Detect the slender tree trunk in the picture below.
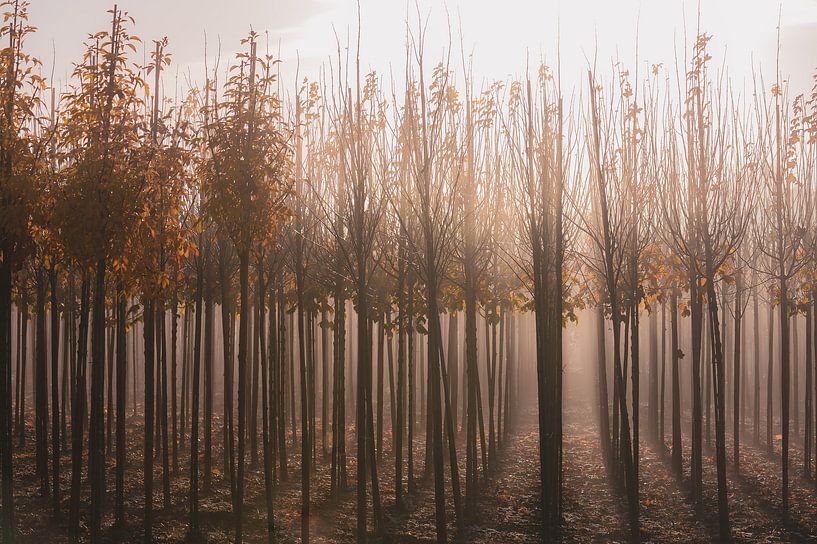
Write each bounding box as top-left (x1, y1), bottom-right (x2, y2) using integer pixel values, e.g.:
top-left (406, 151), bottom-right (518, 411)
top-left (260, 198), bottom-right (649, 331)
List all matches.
top-left (34, 270), bottom-right (48, 496)
top-left (143, 298), bottom-right (155, 543)
top-left (0, 255), bottom-right (15, 542)
top-left (203, 266), bottom-right (214, 493)
top-left (115, 287), bottom-right (126, 525)
top-left (190, 264), bottom-right (203, 534)
top-left (753, 287), bottom-right (760, 446)
top-left (235, 251), bottom-right (250, 543)
top-left (68, 277), bottom-right (89, 541)
top-left (596, 305), bottom-right (611, 465)
top-left (49, 267), bottom-right (60, 513)
top-left (671, 292), bottom-right (682, 476)
top-left (258, 262), bottom-right (275, 542)
top-left (768, 299), bottom-right (775, 453)
top-left (733, 270), bottom-right (743, 471)
top-left (88, 259), bottom-right (106, 542)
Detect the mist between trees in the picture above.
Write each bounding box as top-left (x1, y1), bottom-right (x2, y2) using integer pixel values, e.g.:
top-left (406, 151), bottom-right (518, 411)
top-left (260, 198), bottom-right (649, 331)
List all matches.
top-left (0, 0), bottom-right (816, 543)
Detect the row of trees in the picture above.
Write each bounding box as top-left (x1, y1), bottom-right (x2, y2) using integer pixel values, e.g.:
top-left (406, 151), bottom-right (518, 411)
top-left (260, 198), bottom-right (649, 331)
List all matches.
top-left (586, 33), bottom-right (817, 543)
top-left (2, 2), bottom-right (816, 543)
top-left (0, 3), bottom-right (549, 543)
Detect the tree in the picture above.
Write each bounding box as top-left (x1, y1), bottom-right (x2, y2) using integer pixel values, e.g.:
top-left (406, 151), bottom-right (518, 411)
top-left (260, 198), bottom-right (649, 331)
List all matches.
top-left (0, 1), bottom-right (44, 539)
top-left (201, 31), bottom-right (290, 543)
top-left (57, 6), bottom-right (146, 540)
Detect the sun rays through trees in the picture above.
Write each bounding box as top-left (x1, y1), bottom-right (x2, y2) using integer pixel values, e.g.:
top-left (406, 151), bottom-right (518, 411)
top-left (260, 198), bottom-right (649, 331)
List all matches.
top-left (1, 1), bottom-right (817, 543)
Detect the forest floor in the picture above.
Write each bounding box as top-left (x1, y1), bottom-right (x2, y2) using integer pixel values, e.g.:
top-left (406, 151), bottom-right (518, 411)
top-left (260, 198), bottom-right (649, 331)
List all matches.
top-left (8, 405), bottom-right (817, 542)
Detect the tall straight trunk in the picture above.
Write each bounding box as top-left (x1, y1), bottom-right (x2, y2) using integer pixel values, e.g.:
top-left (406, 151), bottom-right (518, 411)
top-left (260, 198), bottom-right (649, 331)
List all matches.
top-left (376, 316), bottom-right (385, 460)
top-left (387, 313), bottom-right (396, 444)
top-left (355, 274), bottom-right (369, 542)
top-left (596, 305), bottom-right (611, 465)
top-left (504, 312), bottom-right (515, 439)
top-left (671, 292), bottom-right (682, 476)
top-left (277, 287), bottom-right (288, 482)
top-left (180, 306), bottom-right (189, 452)
top-left (15, 286), bottom-right (27, 446)
top-left (330, 291), bottom-right (345, 494)
top-left (250, 303), bottom-right (259, 469)
top-left (794, 315), bottom-right (800, 440)
top-left (395, 254), bottom-right (406, 509)
top-left (497, 309), bottom-right (505, 448)
top-left (190, 265), bottom-right (203, 533)
top-left (115, 287), bottom-right (126, 524)
top-left (407, 281), bottom-right (416, 494)
top-left (159, 307), bottom-right (170, 508)
top-left (753, 287), bottom-right (760, 446)
top-left (448, 312), bottom-right (459, 440)
top-left (660, 302), bottom-right (666, 446)
top-left (34, 270), bottom-right (48, 496)
top-left (297, 283), bottom-right (311, 544)
top-left (733, 270), bottom-right (743, 471)
top-left (805, 306), bottom-right (812, 477)
top-left (425, 275), bottom-right (447, 543)
top-left (0, 256), bottom-right (14, 542)
top-left (690, 278), bottom-right (704, 508)
top-left (143, 299), bottom-right (156, 543)
top-left (321, 308), bottom-right (329, 458)
top-left (88, 259), bottom-right (106, 542)
top-left (780, 281), bottom-right (791, 515)
top-left (365, 319), bottom-right (384, 535)
top-left (106, 310), bottom-right (114, 458)
top-left (706, 283), bottom-right (730, 539)
top-left (203, 271), bottom-right (214, 493)
top-left (308, 311), bottom-right (316, 469)
top-left (49, 267), bottom-right (60, 513)
top-left (487, 304), bottom-right (498, 468)
top-left (649, 308), bottom-right (658, 443)
top-left (219, 247), bottom-right (237, 502)
top-left (258, 263), bottom-right (275, 541)
top-left (235, 251), bottom-right (250, 543)
top-left (813, 296), bottom-right (817, 492)
top-left (61, 282), bottom-right (71, 450)
top-left (68, 277), bottom-right (89, 540)
top-left (702, 302), bottom-right (712, 449)
top-left (768, 300), bottom-right (775, 452)
top-left (289, 312), bottom-right (296, 450)
top-left (171, 293), bottom-right (178, 474)
top-left (435, 305), bottom-right (464, 533)
top-left (154, 314), bottom-right (162, 460)
top-left (267, 280), bottom-right (279, 485)
top-left (630, 301), bottom-right (640, 487)
top-left (464, 273), bottom-right (479, 517)
top-left (702, 213), bottom-right (730, 539)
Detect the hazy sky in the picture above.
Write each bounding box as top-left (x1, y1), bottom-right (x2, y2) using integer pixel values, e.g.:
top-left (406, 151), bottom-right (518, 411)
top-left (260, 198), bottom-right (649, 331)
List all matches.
top-left (26, 0), bottom-right (817, 97)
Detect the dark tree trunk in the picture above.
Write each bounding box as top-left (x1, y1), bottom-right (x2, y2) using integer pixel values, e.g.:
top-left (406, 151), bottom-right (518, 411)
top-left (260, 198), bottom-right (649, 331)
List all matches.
top-left (34, 269), bottom-right (48, 496)
top-left (68, 277), bottom-right (89, 540)
top-left (649, 307), bottom-right (658, 443)
top-left (0, 255), bottom-right (15, 542)
top-left (780, 281), bottom-right (791, 515)
top-left (203, 262), bottom-right (214, 493)
top-left (171, 293), bottom-right (178, 474)
top-left (115, 287), bottom-right (126, 525)
top-left (235, 251), bottom-right (250, 543)
top-left (190, 265), bottom-right (203, 534)
top-left (671, 292), bottom-right (682, 476)
top-left (89, 259), bottom-right (106, 541)
top-left (733, 270), bottom-right (743, 471)
top-left (49, 267), bottom-right (60, 514)
top-left (258, 262), bottom-right (275, 541)
top-left (596, 306), bottom-right (611, 465)
top-left (143, 299), bottom-right (156, 543)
